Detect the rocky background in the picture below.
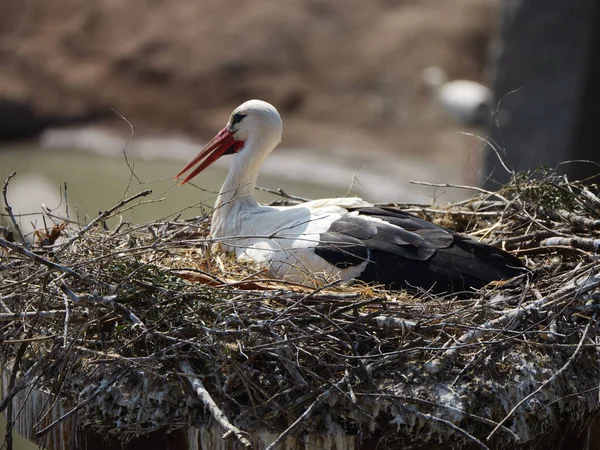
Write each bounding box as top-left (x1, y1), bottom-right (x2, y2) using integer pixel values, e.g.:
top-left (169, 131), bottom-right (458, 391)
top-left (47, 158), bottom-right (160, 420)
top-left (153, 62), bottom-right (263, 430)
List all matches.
top-left (0, 0), bottom-right (495, 163)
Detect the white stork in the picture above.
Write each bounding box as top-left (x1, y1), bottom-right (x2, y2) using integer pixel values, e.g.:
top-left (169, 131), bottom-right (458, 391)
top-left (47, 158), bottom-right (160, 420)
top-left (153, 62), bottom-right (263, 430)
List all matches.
top-left (422, 66), bottom-right (492, 126)
top-left (177, 100), bottom-right (524, 296)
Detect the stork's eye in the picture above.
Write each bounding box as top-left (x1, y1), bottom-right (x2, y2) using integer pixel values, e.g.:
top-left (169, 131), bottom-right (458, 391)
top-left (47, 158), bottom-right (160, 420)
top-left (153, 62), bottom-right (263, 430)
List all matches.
top-left (231, 113), bottom-right (246, 126)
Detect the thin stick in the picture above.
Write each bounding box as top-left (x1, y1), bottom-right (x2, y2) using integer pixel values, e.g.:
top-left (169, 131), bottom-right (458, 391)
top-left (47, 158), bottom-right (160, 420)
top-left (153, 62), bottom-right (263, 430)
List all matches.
top-left (0, 310), bottom-right (77, 322)
top-left (486, 318), bottom-right (592, 441)
top-left (2, 172), bottom-right (28, 247)
top-left (0, 237), bottom-right (93, 283)
top-left (414, 410), bottom-right (489, 450)
top-left (581, 188), bottom-right (600, 212)
top-left (458, 130), bottom-right (514, 177)
top-left (409, 180), bottom-right (510, 204)
top-left (180, 360), bottom-right (252, 448)
top-left (62, 293), bottom-right (70, 348)
top-left (270, 280), bottom-right (343, 327)
top-left (0, 354), bottom-right (46, 414)
top-left (254, 186), bottom-right (309, 203)
top-left (63, 182), bottom-right (70, 225)
top-left (111, 108), bottom-right (142, 185)
top-left (60, 284), bottom-right (147, 331)
top-left (57, 189), bottom-right (152, 253)
top-left (401, 208), bottom-right (501, 217)
top-left (425, 269), bottom-right (600, 374)
top-left (541, 236), bottom-right (600, 252)
top-left (357, 393), bottom-right (519, 441)
top-left (3, 343), bottom-right (27, 450)
top-left (265, 375), bottom-right (349, 450)
top-left (35, 369), bottom-right (128, 437)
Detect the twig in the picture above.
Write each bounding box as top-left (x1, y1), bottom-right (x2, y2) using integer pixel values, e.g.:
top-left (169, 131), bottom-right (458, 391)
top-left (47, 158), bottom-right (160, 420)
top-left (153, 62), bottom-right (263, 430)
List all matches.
top-left (458, 129), bottom-right (515, 178)
top-left (35, 369), bottom-right (129, 437)
top-left (0, 354), bottom-right (46, 414)
top-left (270, 280), bottom-right (343, 327)
top-left (180, 360), bottom-right (252, 448)
top-left (255, 186), bottom-right (309, 203)
top-left (62, 293), bottom-right (70, 348)
top-left (60, 284), bottom-right (147, 331)
top-left (541, 236), bottom-right (600, 252)
top-left (581, 188), bottom-right (600, 213)
top-left (56, 189), bottom-right (152, 253)
top-left (112, 108), bottom-right (142, 185)
top-left (0, 295), bottom-right (13, 314)
top-left (413, 409), bottom-right (490, 450)
top-left (0, 310), bottom-right (78, 322)
top-left (0, 237), bottom-right (96, 284)
top-left (371, 316), bottom-right (417, 333)
top-left (401, 208), bottom-right (501, 217)
top-left (264, 375), bottom-right (349, 450)
top-left (409, 180), bottom-right (510, 204)
top-left (357, 393), bottom-right (519, 441)
top-left (4, 342), bottom-right (27, 450)
top-left (2, 172), bottom-right (28, 247)
top-left (63, 182), bottom-right (70, 226)
top-left (490, 231), bottom-right (556, 247)
top-left (486, 318), bottom-right (592, 441)
top-left (542, 208), bottom-right (600, 229)
top-left (425, 269), bottom-right (600, 374)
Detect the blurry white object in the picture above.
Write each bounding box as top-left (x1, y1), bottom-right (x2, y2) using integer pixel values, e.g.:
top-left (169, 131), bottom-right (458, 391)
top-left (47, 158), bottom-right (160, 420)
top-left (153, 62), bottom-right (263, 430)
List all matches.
top-left (422, 66), bottom-right (492, 126)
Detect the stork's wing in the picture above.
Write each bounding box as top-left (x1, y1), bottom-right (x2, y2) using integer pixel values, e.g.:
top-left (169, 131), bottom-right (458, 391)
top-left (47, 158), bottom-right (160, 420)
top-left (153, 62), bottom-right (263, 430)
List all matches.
top-left (313, 206), bottom-right (526, 296)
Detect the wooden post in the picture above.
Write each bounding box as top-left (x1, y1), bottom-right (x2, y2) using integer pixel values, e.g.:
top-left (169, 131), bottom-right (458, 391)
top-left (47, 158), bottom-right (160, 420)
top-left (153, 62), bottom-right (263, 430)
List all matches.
top-left (483, 0), bottom-right (599, 186)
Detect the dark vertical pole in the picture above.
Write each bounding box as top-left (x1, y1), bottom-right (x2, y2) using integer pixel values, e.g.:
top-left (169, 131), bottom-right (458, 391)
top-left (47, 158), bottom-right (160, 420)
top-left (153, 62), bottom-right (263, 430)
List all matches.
top-left (570, 3), bottom-right (600, 182)
top-left (484, 0), bottom-right (597, 187)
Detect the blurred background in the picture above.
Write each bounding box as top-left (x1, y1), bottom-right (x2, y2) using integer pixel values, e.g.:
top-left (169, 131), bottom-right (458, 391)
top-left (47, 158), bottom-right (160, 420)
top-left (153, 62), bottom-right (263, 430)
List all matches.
top-left (1, 0), bottom-right (599, 235)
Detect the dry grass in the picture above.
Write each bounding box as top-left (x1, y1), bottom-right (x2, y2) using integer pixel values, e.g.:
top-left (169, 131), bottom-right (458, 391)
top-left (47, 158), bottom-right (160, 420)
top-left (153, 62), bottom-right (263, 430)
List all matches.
top-left (1, 169), bottom-right (600, 449)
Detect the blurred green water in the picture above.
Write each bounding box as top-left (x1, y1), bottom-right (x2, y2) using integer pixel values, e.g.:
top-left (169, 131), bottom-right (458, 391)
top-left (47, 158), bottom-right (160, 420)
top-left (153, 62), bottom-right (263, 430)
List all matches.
top-left (0, 141), bottom-right (345, 229)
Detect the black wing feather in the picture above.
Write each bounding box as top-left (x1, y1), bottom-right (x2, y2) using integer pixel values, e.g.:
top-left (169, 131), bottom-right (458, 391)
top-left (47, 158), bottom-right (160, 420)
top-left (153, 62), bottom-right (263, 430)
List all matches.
top-left (313, 206), bottom-right (526, 296)
top-left (316, 232), bottom-right (369, 269)
top-left (356, 207), bottom-right (448, 231)
top-left (326, 217), bottom-right (378, 240)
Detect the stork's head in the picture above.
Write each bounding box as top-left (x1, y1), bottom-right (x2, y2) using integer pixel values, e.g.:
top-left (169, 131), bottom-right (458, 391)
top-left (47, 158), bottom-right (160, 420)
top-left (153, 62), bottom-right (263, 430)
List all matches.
top-left (177, 100), bottom-right (283, 185)
top-left (228, 99), bottom-right (282, 143)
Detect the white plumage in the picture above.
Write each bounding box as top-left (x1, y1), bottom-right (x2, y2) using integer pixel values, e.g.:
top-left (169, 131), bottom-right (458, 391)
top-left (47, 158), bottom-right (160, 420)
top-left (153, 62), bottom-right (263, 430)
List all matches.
top-left (218, 199), bottom-right (372, 285)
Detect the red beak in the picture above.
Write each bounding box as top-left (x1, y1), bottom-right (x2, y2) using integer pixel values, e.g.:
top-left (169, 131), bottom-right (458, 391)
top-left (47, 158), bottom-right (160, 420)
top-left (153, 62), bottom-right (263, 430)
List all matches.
top-left (176, 127), bottom-right (245, 185)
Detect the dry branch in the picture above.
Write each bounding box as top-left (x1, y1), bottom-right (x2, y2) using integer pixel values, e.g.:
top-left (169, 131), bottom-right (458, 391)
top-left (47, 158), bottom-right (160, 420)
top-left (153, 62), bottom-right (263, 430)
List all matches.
top-left (486, 318), bottom-right (593, 441)
top-left (2, 172), bottom-right (28, 247)
top-left (56, 189), bottom-right (152, 253)
top-left (60, 284), bottom-right (147, 331)
top-left (265, 375), bottom-right (349, 450)
top-left (541, 236), bottom-right (600, 252)
top-left (0, 237), bottom-right (91, 282)
top-left (180, 360), bottom-right (252, 448)
top-left (425, 269), bottom-right (600, 374)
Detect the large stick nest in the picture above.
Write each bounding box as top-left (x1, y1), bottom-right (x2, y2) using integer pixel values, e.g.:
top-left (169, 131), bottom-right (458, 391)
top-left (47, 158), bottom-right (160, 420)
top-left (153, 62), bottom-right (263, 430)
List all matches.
top-left (2, 169), bottom-right (600, 449)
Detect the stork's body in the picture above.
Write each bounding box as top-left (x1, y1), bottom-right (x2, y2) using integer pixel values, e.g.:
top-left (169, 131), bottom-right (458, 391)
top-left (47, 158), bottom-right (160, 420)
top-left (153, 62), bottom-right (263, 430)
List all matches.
top-left (178, 100), bottom-right (524, 296)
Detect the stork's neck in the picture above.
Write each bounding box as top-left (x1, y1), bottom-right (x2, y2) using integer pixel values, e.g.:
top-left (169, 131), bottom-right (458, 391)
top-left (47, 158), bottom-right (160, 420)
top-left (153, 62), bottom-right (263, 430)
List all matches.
top-left (211, 135), bottom-right (275, 237)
